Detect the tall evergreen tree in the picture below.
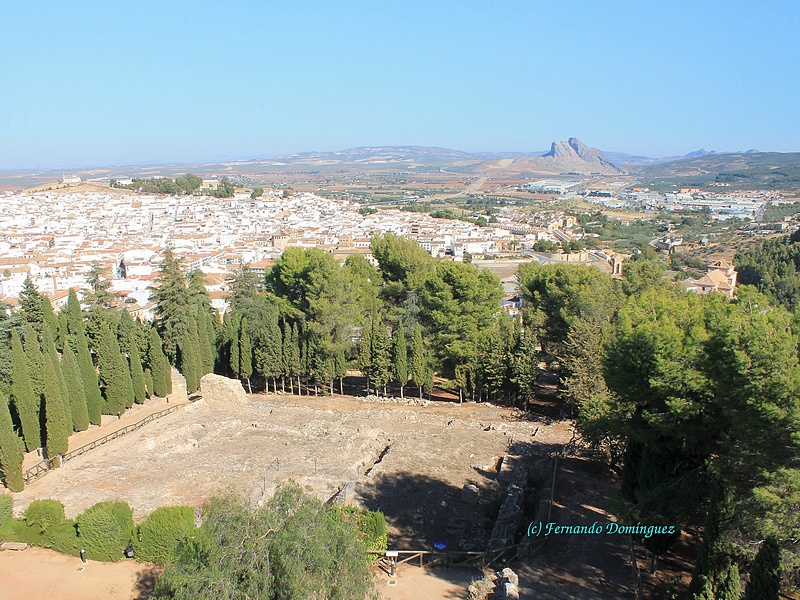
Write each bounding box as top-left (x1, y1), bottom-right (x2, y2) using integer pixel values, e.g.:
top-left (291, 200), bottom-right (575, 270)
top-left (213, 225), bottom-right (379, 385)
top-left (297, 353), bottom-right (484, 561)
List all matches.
top-left (18, 277), bottom-right (44, 334)
top-left (393, 326), bottom-right (408, 398)
top-left (178, 313), bottom-right (202, 394)
top-left (97, 323), bottom-right (134, 414)
top-left (65, 289), bottom-right (84, 337)
top-left (23, 324), bottom-right (45, 398)
top-left (74, 328), bottom-right (103, 426)
top-left (83, 261), bottom-right (115, 308)
top-left (229, 314), bottom-right (241, 379)
top-left (116, 309), bottom-right (134, 354)
top-left (128, 332), bottom-right (146, 404)
top-left (744, 536), bottom-right (781, 600)
top-left (410, 325), bottom-right (427, 400)
top-left (150, 247), bottom-right (191, 364)
top-left (56, 311), bottom-right (68, 351)
top-left (254, 309), bottom-right (282, 392)
top-left (43, 353), bottom-right (69, 458)
top-left (369, 316), bottom-right (392, 396)
top-left (41, 296), bottom-right (58, 341)
top-left (42, 325), bottom-right (72, 433)
top-left (195, 309), bottom-right (213, 377)
top-left (357, 318), bottom-right (373, 394)
top-left (239, 317), bottom-right (253, 393)
top-left (0, 393), bottom-right (25, 492)
top-left (288, 323), bottom-right (301, 394)
top-left (61, 344), bottom-right (89, 432)
top-left (10, 330), bottom-right (41, 451)
top-left (334, 344), bottom-right (346, 395)
top-left (148, 328), bottom-right (171, 398)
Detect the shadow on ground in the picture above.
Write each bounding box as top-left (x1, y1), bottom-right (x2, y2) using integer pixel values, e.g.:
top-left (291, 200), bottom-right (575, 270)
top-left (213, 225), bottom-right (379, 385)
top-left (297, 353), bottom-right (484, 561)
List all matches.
top-left (133, 566), bottom-right (163, 600)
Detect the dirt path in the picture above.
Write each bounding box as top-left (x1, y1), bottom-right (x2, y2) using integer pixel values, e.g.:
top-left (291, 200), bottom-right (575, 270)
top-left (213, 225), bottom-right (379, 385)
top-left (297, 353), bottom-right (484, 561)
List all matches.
top-left (377, 563), bottom-right (480, 600)
top-left (0, 547), bottom-right (160, 600)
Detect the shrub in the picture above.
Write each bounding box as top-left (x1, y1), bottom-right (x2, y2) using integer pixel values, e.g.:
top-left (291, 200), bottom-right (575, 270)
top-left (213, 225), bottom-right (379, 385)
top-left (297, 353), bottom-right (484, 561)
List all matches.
top-left (45, 520), bottom-right (80, 555)
top-left (1, 517), bottom-right (47, 545)
top-left (134, 505), bottom-right (194, 565)
top-left (25, 499), bottom-right (65, 534)
top-left (332, 505), bottom-right (388, 555)
top-left (76, 500), bottom-right (135, 562)
top-left (0, 494), bottom-right (12, 528)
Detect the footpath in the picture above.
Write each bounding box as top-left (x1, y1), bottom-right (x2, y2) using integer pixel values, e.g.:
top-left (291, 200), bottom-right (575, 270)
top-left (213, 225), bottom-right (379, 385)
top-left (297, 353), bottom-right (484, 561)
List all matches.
top-left (22, 370), bottom-right (189, 472)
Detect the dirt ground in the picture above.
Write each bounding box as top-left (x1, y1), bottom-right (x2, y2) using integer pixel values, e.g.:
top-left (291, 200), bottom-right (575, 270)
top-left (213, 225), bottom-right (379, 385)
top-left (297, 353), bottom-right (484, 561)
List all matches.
top-left (0, 547), bottom-right (160, 600)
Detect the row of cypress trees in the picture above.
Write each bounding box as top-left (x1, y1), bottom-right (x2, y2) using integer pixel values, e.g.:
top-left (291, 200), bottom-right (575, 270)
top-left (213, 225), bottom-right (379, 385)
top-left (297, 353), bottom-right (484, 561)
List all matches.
top-left (0, 281), bottom-right (173, 492)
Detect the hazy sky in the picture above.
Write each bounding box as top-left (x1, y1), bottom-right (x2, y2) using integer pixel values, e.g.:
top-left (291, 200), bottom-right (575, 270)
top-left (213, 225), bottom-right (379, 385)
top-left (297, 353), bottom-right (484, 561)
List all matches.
top-left (1, 1), bottom-right (798, 169)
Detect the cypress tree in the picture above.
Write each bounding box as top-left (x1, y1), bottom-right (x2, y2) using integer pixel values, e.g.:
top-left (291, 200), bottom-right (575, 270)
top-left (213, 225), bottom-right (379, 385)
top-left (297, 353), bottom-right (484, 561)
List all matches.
top-left (254, 310), bottom-right (282, 392)
top-left (150, 247), bottom-right (191, 363)
top-left (178, 313), bottom-right (202, 394)
top-left (10, 330), bottom-right (41, 451)
top-left (0, 393), bottom-right (25, 492)
top-left (56, 311), bottom-right (68, 351)
top-left (289, 323), bottom-right (301, 395)
top-left (358, 318), bottom-right (373, 394)
top-left (370, 316), bottom-right (392, 396)
top-left (195, 309), bottom-right (213, 377)
top-left (43, 354), bottom-right (69, 458)
top-left (97, 323), bottom-right (134, 414)
top-left (745, 536), bottom-right (781, 600)
top-left (42, 325), bottom-right (72, 432)
top-left (239, 317), bottom-right (253, 393)
top-left (128, 332), bottom-right (146, 404)
top-left (61, 344), bottom-right (89, 432)
top-left (148, 328), bottom-right (171, 398)
top-left (229, 314), bottom-right (241, 379)
top-left (75, 328), bottom-right (103, 426)
top-left (41, 296), bottom-right (58, 339)
top-left (334, 343), bottom-right (346, 395)
top-left (116, 309), bottom-right (134, 354)
top-left (410, 325), bottom-right (427, 400)
top-left (393, 326), bottom-right (408, 398)
top-left (23, 324), bottom-right (45, 398)
top-left (65, 289), bottom-right (83, 337)
top-left (144, 368), bottom-right (154, 399)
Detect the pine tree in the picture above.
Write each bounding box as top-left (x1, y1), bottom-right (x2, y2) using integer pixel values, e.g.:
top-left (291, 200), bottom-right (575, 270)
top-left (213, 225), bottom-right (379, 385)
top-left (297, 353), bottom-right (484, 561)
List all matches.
top-left (97, 323), bottom-right (134, 414)
top-left (83, 261), bottom-right (115, 308)
top-left (42, 325), bottom-right (72, 432)
top-left (75, 328), bottom-right (103, 426)
top-left (128, 332), bottom-right (146, 404)
top-left (393, 326), bottom-right (408, 398)
top-left (43, 353), bottom-right (69, 458)
top-left (745, 536), bottom-right (781, 600)
top-left (150, 247), bottom-right (191, 364)
top-left (148, 328), bottom-right (171, 398)
top-left (239, 317), bottom-right (253, 393)
top-left (61, 344), bottom-right (89, 432)
top-left (410, 325), bottom-right (427, 400)
top-left (19, 277), bottom-right (44, 334)
top-left (511, 328), bottom-right (539, 405)
top-left (10, 330), bottom-right (41, 451)
top-left (0, 393), bottom-right (25, 492)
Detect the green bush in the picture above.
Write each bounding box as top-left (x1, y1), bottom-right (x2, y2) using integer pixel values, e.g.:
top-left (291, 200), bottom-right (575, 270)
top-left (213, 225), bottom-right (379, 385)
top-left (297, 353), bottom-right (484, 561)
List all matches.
top-left (45, 520), bottom-right (80, 555)
top-left (134, 505), bottom-right (195, 565)
top-left (76, 500), bottom-right (135, 562)
top-left (332, 505), bottom-right (388, 554)
top-left (0, 494), bottom-right (12, 528)
top-left (1, 517), bottom-right (47, 545)
top-left (25, 499), bottom-right (65, 534)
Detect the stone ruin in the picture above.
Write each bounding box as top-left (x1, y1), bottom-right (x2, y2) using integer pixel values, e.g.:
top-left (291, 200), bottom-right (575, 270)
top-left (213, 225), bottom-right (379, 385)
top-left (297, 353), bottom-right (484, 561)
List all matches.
top-left (468, 567), bottom-right (520, 599)
top-left (198, 373), bottom-right (248, 407)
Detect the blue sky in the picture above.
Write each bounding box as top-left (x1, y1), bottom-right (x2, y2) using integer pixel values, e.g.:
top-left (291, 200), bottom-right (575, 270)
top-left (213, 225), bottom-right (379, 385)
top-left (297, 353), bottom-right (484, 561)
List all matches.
top-left (1, 1), bottom-right (798, 169)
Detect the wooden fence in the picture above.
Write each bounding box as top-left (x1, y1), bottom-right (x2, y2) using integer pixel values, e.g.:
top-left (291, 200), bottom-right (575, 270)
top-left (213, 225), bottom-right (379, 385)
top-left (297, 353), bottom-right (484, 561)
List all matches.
top-left (23, 404), bottom-right (183, 484)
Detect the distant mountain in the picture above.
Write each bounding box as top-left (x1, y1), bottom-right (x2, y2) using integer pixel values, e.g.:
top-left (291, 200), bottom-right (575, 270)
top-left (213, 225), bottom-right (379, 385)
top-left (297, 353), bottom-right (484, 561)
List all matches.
top-left (472, 138), bottom-right (623, 175)
top-left (684, 149), bottom-right (716, 159)
top-left (636, 151), bottom-right (800, 189)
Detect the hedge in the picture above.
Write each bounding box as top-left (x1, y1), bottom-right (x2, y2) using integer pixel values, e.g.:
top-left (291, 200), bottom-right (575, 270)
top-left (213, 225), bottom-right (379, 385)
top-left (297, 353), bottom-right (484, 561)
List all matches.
top-left (0, 494), bottom-right (11, 528)
top-left (25, 499), bottom-right (65, 534)
top-left (45, 520), bottom-right (81, 555)
top-left (76, 500), bottom-right (135, 562)
top-left (134, 505), bottom-right (195, 565)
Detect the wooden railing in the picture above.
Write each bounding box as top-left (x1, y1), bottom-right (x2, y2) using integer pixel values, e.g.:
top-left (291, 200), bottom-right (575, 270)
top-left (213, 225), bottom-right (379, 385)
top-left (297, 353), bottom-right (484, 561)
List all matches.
top-left (368, 544), bottom-right (522, 569)
top-left (23, 404), bottom-right (183, 484)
